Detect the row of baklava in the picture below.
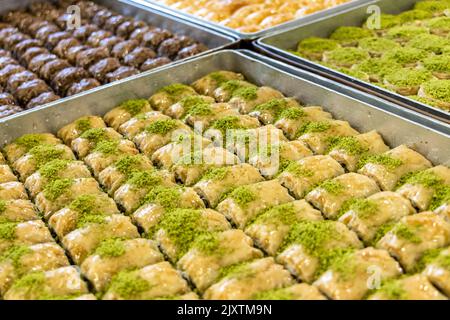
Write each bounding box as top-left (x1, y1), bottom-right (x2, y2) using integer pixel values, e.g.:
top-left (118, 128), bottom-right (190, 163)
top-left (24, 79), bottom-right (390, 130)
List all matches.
top-left (294, 0), bottom-right (450, 111)
top-left (1, 70), bottom-right (449, 299)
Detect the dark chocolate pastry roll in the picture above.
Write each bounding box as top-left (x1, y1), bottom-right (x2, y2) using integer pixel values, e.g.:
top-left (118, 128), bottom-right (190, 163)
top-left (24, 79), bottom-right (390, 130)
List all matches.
top-left (123, 47), bottom-right (156, 68)
top-left (88, 57), bottom-right (121, 82)
top-left (92, 9), bottom-right (114, 27)
top-left (129, 26), bottom-right (152, 43)
top-left (26, 91), bottom-right (60, 108)
top-left (116, 20), bottom-right (146, 39)
top-left (27, 20), bottom-right (51, 34)
top-left (0, 92), bottom-right (17, 106)
top-left (6, 70), bottom-right (37, 92)
top-left (157, 37), bottom-right (186, 59)
top-left (66, 78), bottom-right (101, 96)
top-left (66, 45), bottom-right (89, 64)
top-left (36, 8), bottom-right (63, 23)
top-left (39, 59), bottom-right (71, 81)
top-left (175, 43), bottom-right (208, 60)
top-left (75, 47), bottom-right (109, 69)
top-left (140, 57), bottom-right (171, 71)
top-left (20, 47), bottom-right (49, 66)
top-left (104, 15), bottom-right (128, 32)
top-left (86, 30), bottom-right (113, 47)
top-left (46, 31), bottom-right (72, 50)
top-left (4, 33), bottom-right (31, 51)
top-left (0, 56), bottom-right (17, 69)
top-left (53, 38), bottom-right (81, 58)
top-left (28, 53), bottom-right (58, 73)
top-left (0, 64), bottom-right (25, 86)
top-left (52, 66), bottom-right (89, 95)
top-left (98, 36), bottom-right (124, 53)
top-left (14, 79), bottom-right (51, 105)
top-left (12, 39), bottom-right (43, 59)
top-left (111, 40), bottom-right (139, 59)
top-left (35, 24), bottom-right (60, 41)
top-left (142, 28), bottom-right (173, 50)
top-left (105, 66), bottom-right (139, 83)
top-left (16, 15), bottom-right (36, 32)
top-left (0, 105), bottom-right (23, 119)
top-left (72, 24), bottom-right (100, 42)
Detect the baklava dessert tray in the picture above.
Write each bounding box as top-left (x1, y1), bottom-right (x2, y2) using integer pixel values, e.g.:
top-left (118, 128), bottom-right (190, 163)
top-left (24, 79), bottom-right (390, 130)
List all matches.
top-left (0, 70), bottom-right (449, 300)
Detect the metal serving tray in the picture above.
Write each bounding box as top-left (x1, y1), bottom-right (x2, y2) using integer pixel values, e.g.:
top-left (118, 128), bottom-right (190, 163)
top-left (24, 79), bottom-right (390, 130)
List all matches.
top-left (138, 0), bottom-right (372, 40)
top-left (1, 50), bottom-right (448, 167)
top-left (256, 0), bottom-right (450, 123)
top-left (0, 0), bottom-right (238, 119)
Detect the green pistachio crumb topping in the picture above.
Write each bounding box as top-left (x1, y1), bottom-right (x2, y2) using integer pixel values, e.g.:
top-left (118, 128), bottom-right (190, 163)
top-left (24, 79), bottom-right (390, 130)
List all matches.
top-left (386, 26), bottom-right (429, 41)
top-left (425, 17), bottom-right (450, 30)
top-left (0, 200), bottom-right (6, 213)
top-left (284, 161), bottom-right (314, 178)
top-left (119, 99), bottom-right (149, 116)
top-left (95, 238), bottom-right (126, 258)
top-left (414, 1), bottom-right (450, 13)
top-left (232, 86), bottom-right (258, 101)
top-left (191, 232), bottom-right (222, 255)
top-left (158, 83), bottom-right (193, 97)
top-left (358, 37), bottom-right (400, 54)
top-left (317, 179), bottom-right (345, 195)
top-left (397, 170), bottom-right (444, 189)
top-left (325, 48), bottom-right (370, 66)
top-left (127, 171), bottom-right (162, 188)
top-left (254, 98), bottom-right (288, 119)
top-left (29, 144), bottom-right (66, 169)
top-left (375, 278), bottom-right (407, 300)
top-left (145, 119), bottom-right (178, 135)
top-left (411, 248), bottom-right (442, 273)
top-left (392, 223), bottom-right (422, 244)
top-left (114, 155), bottom-right (148, 178)
top-left (208, 72), bottom-right (230, 85)
top-left (383, 47), bottom-right (427, 65)
top-left (296, 121), bottom-right (332, 137)
top-left (13, 134), bottom-right (45, 151)
top-left (0, 245), bottom-right (31, 268)
top-left (43, 178), bottom-right (73, 201)
top-left (429, 184), bottom-right (450, 210)
top-left (11, 272), bottom-right (45, 292)
top-left (93, 140), bottom-right (119, 155)
top-left (385, 68), bottom-right (432, 87)
top-left (0, 222), bottom-right (17, 240)
top-left (398, 9), bottom-right (433, 22)
top-left (253, 288), bottom-right (294, 300)
top-left (69, 194), bottom-right (108, 216)
top-left (76, 213), bottom-right (106, 229)
top-left (371, 221), bottom-right (396, 246)
top-left (250, 203), bottom-right (298, 227)
top-left (297, 37), bottom-right (340, 54)
top-left (80, 128), bottom-right (108, 143)
top-left (338, 198), bottom-right (378, 220)
top-left (142, 186), bottom-right (181, 210)
top-left (358, 154), bottom-right (403, 170)
top-left (278, 107), bottom-right (306, 120)
top-left (423, 55), bottom-right (450, 73)
top-left (330, 26), bottom-right (374, 42)
top-left (368, 14), bottom-right (401, 29)
top-left (109, 271), bottom-right (150, 299)
top-left (39, 159), bottom-right (72, 180)
top-left (326, 136), bottom-right (369, 155)
top-left (407, 34), bottom-right (450, 54)
top-left (229, 186), bottom-right (257, 207)
top-left (212, 116), bottom-right (243, 132)
top-left (422, 79), bottom-right (450, 103)
top-left (75, 118), bottom-right (92, 133)
top-left (187, 102), bottom-right (213, 117)
top-left (218, 260), bottom-right (255, 280)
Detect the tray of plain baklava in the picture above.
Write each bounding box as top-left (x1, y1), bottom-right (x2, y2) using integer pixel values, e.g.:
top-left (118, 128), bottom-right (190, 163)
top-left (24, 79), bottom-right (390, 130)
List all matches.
top-left (0, 50), bottom-right (449, 300)
top-left (0, 0), bottom-right (236, 120)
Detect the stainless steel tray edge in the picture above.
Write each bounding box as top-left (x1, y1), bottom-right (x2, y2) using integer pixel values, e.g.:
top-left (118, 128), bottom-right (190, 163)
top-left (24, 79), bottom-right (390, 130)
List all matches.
top-left (0, 0), bottom-right (239, 122)
top-left (0, 49), bottom-right (448, 166)
top-left (137, 0), bottom-right (373, 40)
top-left (256, 0), bottom-right (450, 122)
